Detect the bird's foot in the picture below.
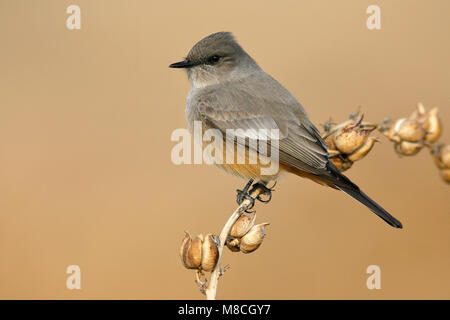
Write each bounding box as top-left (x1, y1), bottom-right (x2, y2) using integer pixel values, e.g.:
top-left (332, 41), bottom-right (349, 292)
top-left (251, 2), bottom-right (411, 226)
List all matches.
top-left (236, 179), bottom-right (255, 212)
top-left (250, 181), bottom-right (276, 204)
top-left (236, 180), bottom-right (276, 212)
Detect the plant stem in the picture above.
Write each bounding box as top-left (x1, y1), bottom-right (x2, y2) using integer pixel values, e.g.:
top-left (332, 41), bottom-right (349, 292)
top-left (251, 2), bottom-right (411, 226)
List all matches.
top-left (205, 187), bottom-right (263, 300)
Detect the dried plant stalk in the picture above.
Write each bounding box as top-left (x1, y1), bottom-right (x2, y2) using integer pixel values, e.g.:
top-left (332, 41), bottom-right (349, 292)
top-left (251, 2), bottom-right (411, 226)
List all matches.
top-left (205, 187), bottom-right (263, 300)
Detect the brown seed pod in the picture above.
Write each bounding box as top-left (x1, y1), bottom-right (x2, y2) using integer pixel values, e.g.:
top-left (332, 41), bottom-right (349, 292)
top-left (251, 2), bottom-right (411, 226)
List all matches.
top-left (396, 118), bottom-right (426, 142)
top-left (410, 102), bottom-right (427, 121)
top-left (395, 141), bottom-right (423, 156)
top-left (334, 116), bottom-right (374, 155)
top-left (180, 233), bottom-right (202, 269)
top-left (179, 233), bottom-right (219, 271)
top-left (423, 108), bottom-right (442, 143)
top-left (441, 145), bottom-right (450, 168)
top-left (347, 137), bottom-right (379, 162)
top-left (324, 135), bottom-right (337, 151)
top-left (240, 223), bottom-right (269, 254)
top-left (179, 233), bottom-right (191, 267)
top-left (225, 238), bottom-right (241, 252)
top-left (441, 169), bottom-right (450, 183)
top-left (384, 124), bottom-right (402, 143)
top-left (330, 156), bottom-right (353, 172)
top-left (433, 144), bottom-right (450, 169)
top-left (200, 234), bottom-right (219, 272)
top-left (325, 135), bottom-right (341, 157)
top-left (334, 128), bottom-right (367, 154)
top-left (230, 212), bottom-right (256, 238)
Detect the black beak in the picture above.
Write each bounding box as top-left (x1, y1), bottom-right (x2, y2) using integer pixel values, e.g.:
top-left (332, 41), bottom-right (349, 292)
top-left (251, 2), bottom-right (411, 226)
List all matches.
top-left (169, 59), bottom-right (198, 68)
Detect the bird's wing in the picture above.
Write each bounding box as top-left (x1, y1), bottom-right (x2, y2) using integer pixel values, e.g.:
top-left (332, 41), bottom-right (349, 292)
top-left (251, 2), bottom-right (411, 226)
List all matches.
top-left (190, 72), bottom-right (329, 174)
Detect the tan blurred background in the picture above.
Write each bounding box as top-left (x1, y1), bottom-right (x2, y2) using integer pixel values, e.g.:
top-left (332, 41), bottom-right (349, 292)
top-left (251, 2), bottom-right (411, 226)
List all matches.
top-left (0, 0), bottom-right (449, 299)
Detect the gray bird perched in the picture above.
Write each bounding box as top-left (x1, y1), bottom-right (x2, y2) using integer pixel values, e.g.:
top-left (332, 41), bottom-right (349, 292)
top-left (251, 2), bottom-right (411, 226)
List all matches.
top-left (170, 31), bottom-right (402, 228)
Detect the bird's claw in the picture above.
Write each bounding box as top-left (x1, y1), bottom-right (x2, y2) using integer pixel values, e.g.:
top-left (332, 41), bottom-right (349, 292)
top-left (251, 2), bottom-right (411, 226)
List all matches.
top-left (236, 180), bottom-right (275, 211)
top-left (236, 190), bottom-right (256, 212)
top-left (250, 182), bottom-right (275, 204)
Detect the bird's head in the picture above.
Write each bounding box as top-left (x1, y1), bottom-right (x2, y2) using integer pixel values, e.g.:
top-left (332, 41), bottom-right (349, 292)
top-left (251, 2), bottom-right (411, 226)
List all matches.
top-left (169, 32), bottom-right (258, 88)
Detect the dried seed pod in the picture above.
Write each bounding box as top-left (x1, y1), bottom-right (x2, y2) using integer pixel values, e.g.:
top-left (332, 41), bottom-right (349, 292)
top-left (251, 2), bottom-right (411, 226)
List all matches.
top-left (384, 124), bottom-right (402, 143)
top-left (330, 156), bottom-right (353, 172)
top-left (180, 233), bottom-right (202, 269)
top-left (406, 103), bottom-right (441, 143)
top-left (324, 135), bottom-right (337, 151)
top-left (334, 129), bottom-right (368, 154)
top-left (324, 135), bottom-right (341, 157)
top-left (333, 115), bottom-right (375, 154)
top-left (180, 233), bottom-right (191, 266)
top-left (226, 238), bottom-right (241, 252)
top-left (180, 233), bottom-right (219, 271)
top-left (396, 118), bottom-right (426, 142)
top-left (441, 169), bottom-right (450, 183)
top-left (230, 212), bottom-right (256, 238)
top-left (431, 144), bottom-right (448, 183)
top-left (433, 144), bottom-right (450, 169)
top-left (240, 223), bottom-right (269, 254)
top-left (347, 137), bottom-right (379, 162)
top-left (200, 234), bottom-right (219, 272)
top-left (395, 141), bottom-right (423, 156)
top-left (327, 149), bottom-right (341, 157)
top-left (423, 108), bottom-right (442, 143)
top-left (441, 145), bottom-right (450, 168)
top-left (410, 102), bottom-right (427, 121)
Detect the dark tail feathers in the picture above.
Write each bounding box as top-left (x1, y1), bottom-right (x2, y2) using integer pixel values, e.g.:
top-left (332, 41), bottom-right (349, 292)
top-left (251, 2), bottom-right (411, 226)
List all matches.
top-left (325, 163), bottom-right (402, 228)
top-left (338, 185), bottom-right (403, 228)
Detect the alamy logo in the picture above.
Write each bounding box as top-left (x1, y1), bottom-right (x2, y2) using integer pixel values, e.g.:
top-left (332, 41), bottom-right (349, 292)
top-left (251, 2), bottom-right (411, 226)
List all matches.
top-left (170, 121), bottom-right (280, 176)
top-left (366, 265), bottom-right (381, 289)
top-left (66, 265), bottom-right (81, 290)
top-left (66, 5), bottom-right (81, 30)
top-left (366, 5), bottom-right (381, 30)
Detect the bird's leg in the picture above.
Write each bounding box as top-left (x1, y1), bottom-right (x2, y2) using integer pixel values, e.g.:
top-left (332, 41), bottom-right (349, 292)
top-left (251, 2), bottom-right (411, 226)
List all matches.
top-left (236, 179), bottom-right (276, 211)
top-left (236, 179), bottom-right (255, 211)
top-left (250, 180), bottom-right (276, 204)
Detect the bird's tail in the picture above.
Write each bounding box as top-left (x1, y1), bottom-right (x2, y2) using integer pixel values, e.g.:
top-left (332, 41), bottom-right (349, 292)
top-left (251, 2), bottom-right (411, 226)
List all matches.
top-left (324, 163), bottom-right (402, 228)
top-left (337, 184), bottom-right (402, 228)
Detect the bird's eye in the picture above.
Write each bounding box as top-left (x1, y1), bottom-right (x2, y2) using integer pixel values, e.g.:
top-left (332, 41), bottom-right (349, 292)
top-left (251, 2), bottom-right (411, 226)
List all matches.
top-left (208, 55), bottom-right (221, 64)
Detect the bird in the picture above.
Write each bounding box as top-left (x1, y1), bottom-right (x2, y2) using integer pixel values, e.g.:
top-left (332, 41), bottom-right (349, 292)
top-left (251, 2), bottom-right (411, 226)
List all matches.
top-left (169, 31), bottom-right (402, 228)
